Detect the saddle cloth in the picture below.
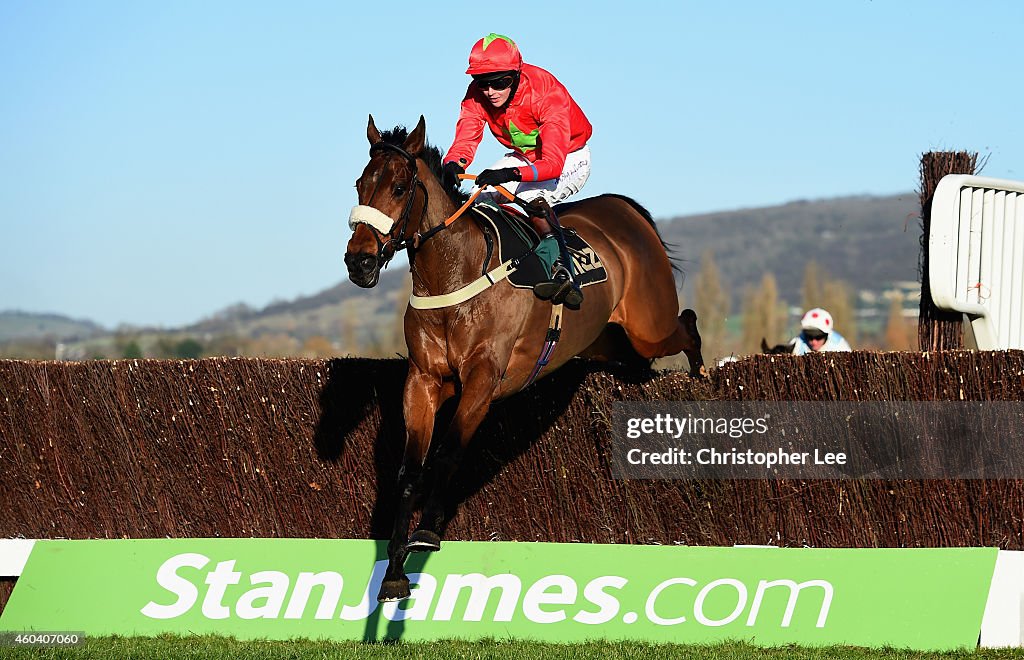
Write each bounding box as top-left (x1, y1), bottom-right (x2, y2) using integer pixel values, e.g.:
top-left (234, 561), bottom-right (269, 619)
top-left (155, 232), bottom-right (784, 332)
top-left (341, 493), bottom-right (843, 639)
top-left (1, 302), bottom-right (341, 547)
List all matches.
top-left (469, 201), bottom-right (609, 290)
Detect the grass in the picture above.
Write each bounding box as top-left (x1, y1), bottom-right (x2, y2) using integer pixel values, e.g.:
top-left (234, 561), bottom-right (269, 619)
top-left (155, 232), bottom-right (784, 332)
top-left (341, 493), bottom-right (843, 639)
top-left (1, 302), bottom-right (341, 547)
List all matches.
top-left (4, 637), bottom-right (1024, 660)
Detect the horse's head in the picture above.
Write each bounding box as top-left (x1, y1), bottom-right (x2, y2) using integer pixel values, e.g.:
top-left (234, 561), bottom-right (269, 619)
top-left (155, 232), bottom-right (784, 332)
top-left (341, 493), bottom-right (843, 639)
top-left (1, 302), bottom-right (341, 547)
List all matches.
top-left (344, 114), bottom-right (429, 288)
top-left (761, 338), bottom-right (794, 354)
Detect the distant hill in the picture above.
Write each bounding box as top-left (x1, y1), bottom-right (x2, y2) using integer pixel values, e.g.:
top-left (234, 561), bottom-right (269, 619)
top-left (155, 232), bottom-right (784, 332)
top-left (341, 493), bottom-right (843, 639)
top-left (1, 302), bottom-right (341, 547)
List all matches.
top-left (0, 311), bottom-right (105, 343)
top-left (1, 192), bottom-right (925, 352)
top-left (181, 192), bottom-right (923, 346)
top-left (659, 193), bottom-right (922, 299)
top-left (184, 267), bottom-right (410, 344)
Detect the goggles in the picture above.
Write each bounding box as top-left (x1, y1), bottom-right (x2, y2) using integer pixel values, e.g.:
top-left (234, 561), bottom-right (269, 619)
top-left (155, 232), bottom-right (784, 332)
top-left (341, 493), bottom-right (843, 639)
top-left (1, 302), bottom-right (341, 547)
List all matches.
top-left (473, 74), bottom-right (516, 91)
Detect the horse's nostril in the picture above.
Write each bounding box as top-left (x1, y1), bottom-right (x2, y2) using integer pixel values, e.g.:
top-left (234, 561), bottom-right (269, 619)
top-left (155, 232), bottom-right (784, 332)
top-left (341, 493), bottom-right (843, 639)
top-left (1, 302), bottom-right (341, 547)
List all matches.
top-left (344, 253), bottom-right (376, 273)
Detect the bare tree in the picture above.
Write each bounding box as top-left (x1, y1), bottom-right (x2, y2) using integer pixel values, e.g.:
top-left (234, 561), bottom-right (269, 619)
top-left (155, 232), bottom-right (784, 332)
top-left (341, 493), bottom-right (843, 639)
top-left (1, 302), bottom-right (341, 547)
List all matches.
top-left (694, 250), bottom-right (731, 362)
top-left (823, 280), bottom-right (857, 344)
top-left (884, 297), bottom-right (913, 351)
top-left (742, 273), bottom-right (783, 353)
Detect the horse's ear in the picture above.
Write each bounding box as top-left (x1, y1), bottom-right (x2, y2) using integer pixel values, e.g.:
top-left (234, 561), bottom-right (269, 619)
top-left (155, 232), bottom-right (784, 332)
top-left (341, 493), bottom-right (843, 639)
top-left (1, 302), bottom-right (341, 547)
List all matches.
top-left (404, 115), bottom-right (426, 155)
top-left (367, 114), bottom-right (382, 145)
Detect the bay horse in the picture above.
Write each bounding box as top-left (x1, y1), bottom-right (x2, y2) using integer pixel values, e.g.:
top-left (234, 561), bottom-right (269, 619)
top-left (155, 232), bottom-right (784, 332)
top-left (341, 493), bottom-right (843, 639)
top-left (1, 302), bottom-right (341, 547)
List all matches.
top-left (344, 115), bottom-right (704, 601)
top-left (761, 338), bottom-right (795, 354)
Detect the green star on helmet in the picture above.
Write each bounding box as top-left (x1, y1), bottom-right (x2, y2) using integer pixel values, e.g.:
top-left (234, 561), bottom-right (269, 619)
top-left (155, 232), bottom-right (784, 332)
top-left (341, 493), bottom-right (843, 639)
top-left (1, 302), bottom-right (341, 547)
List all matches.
top-left (482, 33), bottom-right (516, 50)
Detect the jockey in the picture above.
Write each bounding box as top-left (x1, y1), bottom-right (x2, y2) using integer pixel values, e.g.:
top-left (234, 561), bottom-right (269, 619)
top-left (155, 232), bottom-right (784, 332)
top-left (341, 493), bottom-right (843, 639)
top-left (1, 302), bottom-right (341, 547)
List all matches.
top-left (790, 308), bottom-right (853, 355)
top-left (442, 33), bottom-right (593, 310)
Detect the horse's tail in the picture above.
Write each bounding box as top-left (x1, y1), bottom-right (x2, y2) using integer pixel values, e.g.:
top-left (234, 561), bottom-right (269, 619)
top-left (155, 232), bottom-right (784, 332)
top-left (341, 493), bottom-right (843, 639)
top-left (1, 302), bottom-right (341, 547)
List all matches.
top-left (599, 194), bottom-right (683, 277)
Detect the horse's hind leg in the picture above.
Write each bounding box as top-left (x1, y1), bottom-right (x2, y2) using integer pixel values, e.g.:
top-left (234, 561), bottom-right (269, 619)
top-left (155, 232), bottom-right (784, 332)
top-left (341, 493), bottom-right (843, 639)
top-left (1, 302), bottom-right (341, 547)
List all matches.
top-left (580, 323), bottom-right (652, 368)
top-left (377, 367), bottom-right (443, 602)
top-left (678, 309), bottom-right (706, 376)
top-left (618, 305), bottom-right (705, 377)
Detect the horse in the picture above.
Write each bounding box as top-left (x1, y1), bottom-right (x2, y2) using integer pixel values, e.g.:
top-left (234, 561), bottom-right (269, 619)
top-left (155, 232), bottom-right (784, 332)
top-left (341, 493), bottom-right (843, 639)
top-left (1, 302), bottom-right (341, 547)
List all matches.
top-left (344, 115), bottom-right (704, 601)
top-left (761, 338), bottom-right (795, 354)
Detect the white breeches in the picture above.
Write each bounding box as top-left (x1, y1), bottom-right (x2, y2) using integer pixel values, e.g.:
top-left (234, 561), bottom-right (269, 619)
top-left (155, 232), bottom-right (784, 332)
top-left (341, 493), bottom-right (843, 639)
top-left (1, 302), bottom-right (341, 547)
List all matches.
top-left (477, 146), bottom-right (591, 205)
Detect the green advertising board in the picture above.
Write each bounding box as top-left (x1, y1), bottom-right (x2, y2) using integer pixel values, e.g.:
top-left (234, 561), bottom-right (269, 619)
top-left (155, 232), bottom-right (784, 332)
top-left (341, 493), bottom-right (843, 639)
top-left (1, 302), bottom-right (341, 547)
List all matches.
top-left (0, 540), bottom-right (996, 649)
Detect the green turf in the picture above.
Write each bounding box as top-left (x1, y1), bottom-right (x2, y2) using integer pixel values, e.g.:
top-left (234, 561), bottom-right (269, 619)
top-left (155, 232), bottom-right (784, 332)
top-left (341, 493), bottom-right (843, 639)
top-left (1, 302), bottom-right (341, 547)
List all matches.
top-left (4, 637), bottom-right (1024, 660)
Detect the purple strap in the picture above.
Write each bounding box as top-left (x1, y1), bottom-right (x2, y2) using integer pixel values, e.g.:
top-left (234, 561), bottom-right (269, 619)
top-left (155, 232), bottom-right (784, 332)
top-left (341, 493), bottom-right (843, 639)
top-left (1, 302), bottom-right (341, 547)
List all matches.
top-left (523, 306), bottom-right (563, 389)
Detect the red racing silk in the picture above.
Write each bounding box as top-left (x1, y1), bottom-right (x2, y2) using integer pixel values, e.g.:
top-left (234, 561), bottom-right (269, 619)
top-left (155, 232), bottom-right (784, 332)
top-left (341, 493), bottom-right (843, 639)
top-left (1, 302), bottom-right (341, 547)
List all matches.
top-left (444, 63), bottom-right (593, 183)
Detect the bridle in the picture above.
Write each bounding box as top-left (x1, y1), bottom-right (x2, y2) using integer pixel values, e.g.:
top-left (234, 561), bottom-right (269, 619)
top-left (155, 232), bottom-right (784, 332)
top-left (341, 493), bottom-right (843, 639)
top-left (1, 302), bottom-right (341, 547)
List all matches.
top-left (352, 138), bottom-right (566, 384)
top-left (358, 141), bottom-right (430, 267)
top-left (352, 141), bottom-right (522, 270)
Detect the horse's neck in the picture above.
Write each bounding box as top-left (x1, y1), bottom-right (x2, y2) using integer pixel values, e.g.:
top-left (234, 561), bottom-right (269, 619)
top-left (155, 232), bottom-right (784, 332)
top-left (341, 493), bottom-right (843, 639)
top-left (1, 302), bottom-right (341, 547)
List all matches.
top-left (410, 191), bottom-right (487, 298)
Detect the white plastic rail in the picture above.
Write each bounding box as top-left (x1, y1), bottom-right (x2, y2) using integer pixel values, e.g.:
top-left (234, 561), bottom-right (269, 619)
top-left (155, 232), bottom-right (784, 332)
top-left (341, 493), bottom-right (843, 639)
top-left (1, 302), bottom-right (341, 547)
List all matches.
top-left (929, 175), bottom-right (1024, 350)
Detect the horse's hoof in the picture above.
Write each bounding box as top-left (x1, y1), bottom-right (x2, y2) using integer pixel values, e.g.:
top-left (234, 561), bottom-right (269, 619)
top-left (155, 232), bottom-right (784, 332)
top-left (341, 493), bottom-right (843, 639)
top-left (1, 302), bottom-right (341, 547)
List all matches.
top-left (406, 529), bottom-right (441, 553)
top-left (377, 577), bottom-right (411, 602)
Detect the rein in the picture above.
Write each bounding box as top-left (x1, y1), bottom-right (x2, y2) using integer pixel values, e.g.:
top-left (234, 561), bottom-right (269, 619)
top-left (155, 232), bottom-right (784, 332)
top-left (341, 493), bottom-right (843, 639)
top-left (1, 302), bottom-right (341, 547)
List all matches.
top-left (354, 142), bottom-right (567, 389)
top-left (353, 144), bottom-right (517, 263)
top-left (353, 146), bottom-right (536, 313)
top-left (411, 174), bottom-right (516, 249)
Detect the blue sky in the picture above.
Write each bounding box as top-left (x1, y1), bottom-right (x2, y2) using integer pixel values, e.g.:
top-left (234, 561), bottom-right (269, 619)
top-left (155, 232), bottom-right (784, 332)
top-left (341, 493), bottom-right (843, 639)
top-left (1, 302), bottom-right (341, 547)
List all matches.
top-left (2, 1), bottom-right (1022, 328)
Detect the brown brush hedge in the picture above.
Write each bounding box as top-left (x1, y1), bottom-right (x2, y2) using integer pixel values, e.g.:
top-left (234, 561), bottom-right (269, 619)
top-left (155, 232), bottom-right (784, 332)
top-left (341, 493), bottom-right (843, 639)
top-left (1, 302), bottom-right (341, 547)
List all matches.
top-left (2, 352), bottom-right (1023, 551)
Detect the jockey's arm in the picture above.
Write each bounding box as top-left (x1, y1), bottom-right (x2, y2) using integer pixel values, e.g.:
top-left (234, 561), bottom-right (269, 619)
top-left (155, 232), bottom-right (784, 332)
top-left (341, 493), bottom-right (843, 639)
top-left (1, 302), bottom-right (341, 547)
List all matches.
top-left (444, 90), bottom-right (487, 168)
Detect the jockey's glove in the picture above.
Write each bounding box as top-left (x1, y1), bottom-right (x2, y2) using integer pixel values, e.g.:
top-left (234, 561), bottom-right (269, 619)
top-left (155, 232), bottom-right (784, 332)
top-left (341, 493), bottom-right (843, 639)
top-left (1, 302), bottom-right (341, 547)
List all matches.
top-left (475, 167), bottom-right (521, 188)
top-left (442, 161), bottom-right (465, 189)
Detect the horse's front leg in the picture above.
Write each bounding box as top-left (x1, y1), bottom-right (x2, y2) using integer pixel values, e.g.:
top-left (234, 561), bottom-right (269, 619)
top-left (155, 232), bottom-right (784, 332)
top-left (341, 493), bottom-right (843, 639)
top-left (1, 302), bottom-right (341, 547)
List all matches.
top-left (409, 357), bottom-right (500, 553)
top-left (377, 366), bottom-right (442, 602)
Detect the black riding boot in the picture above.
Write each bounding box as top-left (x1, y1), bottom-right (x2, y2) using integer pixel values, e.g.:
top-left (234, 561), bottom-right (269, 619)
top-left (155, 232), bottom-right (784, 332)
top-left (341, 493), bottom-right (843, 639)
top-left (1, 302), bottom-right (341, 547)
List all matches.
top-left (526, 201), bottom-right (583, 311)
top-left (534, 256), bottom-right (583, 310)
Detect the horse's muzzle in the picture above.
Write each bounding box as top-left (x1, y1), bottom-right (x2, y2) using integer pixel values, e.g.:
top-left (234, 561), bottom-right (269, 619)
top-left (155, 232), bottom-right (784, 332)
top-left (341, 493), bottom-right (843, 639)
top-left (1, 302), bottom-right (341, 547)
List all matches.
top-left (344, 252), bottom-right (381, 288)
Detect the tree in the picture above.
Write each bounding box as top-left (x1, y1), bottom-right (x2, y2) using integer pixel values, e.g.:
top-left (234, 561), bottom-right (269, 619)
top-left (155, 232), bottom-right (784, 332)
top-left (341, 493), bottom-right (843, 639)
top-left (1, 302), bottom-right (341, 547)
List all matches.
top-left (801, 260), bottom-right (825, 312)
top-left (173, 338), bottom-right (204, 359)
top-left (302, 335), bottom-right (335, 358)
top-left (246, 333), bottom-right (300, 357)
top-left (204, 334), bottom-right (246, 357)
top-left (742, 273), bottom-right (784, 354)
top-left (802, 259), bottom-right (857, 345)
top-left (693, 250), bottom-right (731, 362)
top-left (884, 297), bottom-right (912, 350)
top-left (121, 340), bottom-right (143, 359)
top-left (822, 280), bottom-right (857, 344)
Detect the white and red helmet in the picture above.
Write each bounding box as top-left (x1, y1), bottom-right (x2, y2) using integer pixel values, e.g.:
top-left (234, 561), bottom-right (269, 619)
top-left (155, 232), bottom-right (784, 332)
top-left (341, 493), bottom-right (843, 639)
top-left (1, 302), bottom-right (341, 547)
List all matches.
top-left (801, 308), bottom-right (834, 335)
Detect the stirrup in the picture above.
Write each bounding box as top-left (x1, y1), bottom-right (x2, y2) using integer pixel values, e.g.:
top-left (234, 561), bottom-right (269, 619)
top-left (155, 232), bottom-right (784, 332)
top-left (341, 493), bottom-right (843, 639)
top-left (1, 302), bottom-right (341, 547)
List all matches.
top-left (533, 263), bottom-right (570, 299)
top-left (534, 264), bottom-right (581, 309)
top-left (557, 283), bottom-right (584, 311)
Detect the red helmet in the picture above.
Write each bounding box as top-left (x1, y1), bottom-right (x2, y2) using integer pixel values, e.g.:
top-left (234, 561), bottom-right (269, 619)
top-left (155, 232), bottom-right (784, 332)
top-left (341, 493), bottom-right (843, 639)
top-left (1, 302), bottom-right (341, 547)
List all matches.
top-left (466, 33), bottom-right (522, 75)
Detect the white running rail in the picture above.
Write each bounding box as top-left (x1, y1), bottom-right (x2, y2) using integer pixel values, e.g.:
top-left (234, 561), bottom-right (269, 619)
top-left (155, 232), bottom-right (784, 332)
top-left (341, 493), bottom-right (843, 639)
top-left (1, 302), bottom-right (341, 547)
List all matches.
top-left (929, 175), bottom-right (1024, 350)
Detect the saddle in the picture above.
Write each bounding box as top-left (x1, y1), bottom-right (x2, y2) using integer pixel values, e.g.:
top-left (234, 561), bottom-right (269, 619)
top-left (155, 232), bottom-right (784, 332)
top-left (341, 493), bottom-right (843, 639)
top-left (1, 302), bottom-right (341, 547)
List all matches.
top-left (469, 200), bottom-right (609, 290)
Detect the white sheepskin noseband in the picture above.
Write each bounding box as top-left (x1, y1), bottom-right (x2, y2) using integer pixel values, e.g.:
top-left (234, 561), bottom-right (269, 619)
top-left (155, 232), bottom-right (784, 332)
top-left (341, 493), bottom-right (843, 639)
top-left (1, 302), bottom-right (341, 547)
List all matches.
top-left (348, 205), bottom-right (396, 234)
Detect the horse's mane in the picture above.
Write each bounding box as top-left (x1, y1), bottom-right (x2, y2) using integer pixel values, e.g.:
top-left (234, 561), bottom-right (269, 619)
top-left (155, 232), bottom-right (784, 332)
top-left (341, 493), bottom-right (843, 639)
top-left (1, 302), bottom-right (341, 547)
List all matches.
top-left (379, 126), bottom-right (471, 207)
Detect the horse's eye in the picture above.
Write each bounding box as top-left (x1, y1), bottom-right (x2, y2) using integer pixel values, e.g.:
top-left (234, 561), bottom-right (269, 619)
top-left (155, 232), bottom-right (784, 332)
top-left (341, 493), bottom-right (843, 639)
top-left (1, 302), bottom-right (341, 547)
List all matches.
top-left (393, 185), bottom-right (406, 196)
